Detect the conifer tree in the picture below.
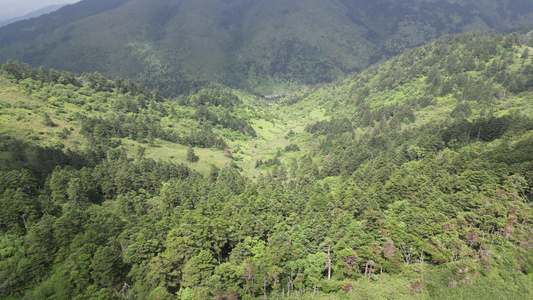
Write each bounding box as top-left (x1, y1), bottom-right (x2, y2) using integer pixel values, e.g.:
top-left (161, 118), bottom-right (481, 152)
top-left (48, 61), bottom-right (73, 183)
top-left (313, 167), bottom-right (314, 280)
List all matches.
top-left (186, 145), bottom-right (199, 162)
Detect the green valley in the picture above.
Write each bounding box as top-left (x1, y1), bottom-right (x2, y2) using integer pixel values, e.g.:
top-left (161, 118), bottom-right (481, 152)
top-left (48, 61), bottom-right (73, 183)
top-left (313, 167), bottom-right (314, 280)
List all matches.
top-left (1, 30), bottom-right (533, 299)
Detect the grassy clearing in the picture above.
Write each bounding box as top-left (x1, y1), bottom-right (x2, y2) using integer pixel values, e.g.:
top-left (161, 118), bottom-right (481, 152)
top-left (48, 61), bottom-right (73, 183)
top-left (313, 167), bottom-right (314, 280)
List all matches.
top-left (250, 118), bottom-right (280, 141)
top-left (129, 140), bottom-right (232, 176)
top-left (309, 108), bottom-right (327, 121)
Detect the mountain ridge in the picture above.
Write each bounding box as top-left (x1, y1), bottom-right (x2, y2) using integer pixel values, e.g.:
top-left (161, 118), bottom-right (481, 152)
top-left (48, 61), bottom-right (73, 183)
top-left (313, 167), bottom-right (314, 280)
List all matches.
top-left (0, 4), bottom-right (69, 28)
top-left (1, 0), bottom-right (533, 96)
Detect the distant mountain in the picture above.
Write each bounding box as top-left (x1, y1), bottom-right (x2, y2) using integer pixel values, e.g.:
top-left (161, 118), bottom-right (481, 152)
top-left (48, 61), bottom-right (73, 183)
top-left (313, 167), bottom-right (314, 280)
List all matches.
top-left (0, 4), bottom-right (68, 28)
top-left (0, 0), bottom-right (533, 96)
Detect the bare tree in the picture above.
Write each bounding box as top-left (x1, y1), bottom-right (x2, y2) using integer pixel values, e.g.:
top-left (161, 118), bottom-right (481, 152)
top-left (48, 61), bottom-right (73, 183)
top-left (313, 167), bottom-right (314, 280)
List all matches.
top-left (325, 244), bottom-right (332, 280)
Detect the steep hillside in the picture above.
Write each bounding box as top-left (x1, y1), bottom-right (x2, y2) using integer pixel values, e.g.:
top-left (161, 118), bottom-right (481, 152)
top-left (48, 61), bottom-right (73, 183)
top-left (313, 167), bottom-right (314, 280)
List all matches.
top-left (277, 31), bottom-right (533, 177)
top-left (1, 0), bottom-right (533, 96)
top-left (1, 32), bottom-right (533, 299)
top-left (0, 61), bottom-right (271, 178)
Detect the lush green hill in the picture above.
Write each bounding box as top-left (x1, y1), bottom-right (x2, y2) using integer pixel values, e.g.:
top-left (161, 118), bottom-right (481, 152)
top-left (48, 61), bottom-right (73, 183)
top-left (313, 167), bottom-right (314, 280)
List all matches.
top-left (1, 31), bottom-right (533, 299)
top-left (1, 0), bottom-right (533, 96)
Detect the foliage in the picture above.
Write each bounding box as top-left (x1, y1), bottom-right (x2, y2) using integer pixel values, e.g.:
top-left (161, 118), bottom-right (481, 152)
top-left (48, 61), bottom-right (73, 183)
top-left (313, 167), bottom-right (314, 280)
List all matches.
top-left (1, 32), bottom-right (533, 299)
top-left (1, 1), bottom-right (533, 95)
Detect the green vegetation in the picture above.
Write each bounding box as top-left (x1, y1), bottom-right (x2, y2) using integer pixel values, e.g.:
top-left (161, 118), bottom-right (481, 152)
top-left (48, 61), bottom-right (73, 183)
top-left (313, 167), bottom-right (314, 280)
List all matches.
top-left (1, 0), bottom-right (533, 95)
top-left (1, 31), bottom-right (533, 300)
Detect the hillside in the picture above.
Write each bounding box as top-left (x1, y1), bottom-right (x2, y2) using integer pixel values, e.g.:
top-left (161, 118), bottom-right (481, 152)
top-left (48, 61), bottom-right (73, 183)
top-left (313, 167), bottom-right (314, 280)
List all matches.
top-left (1, 0), bottom-right (533, 96)
top-left (1, 31), bottom-right (533, 299)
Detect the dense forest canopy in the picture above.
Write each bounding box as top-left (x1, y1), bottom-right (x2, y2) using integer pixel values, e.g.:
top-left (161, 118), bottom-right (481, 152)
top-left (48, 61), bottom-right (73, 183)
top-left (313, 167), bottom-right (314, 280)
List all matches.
top-left (0, 31), bottom-right (532, 299)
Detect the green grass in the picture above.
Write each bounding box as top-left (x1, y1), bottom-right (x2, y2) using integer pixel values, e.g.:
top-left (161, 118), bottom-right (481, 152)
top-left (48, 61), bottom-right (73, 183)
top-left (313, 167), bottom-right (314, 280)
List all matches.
top-left (137, 140), bottom-right (231, 176)
top-left (250, 118), bottom-right (279, 141)
top-left (0, 77), bottom-right (108, 151)
top-left (309, 109), bottom-right (327, 121)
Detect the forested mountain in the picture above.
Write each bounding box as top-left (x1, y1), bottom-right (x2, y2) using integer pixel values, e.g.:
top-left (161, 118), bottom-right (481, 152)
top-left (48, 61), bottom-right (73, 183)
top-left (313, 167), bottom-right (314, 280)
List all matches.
top-left (1, 31), bottom-right (533, 299)
top-left (1, 0), bottom-right (533, 95)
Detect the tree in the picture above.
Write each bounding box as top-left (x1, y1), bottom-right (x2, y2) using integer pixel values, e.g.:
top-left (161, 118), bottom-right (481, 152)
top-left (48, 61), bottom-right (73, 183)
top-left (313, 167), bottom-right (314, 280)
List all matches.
top-left (521, 48), bottom-right (529, 60)
top-left (0, 189), bottom-right (37, 233)
top-left (209, 164), bottom-right (219, 182)
top-left (67, 177), bottom-right (89, 209)
top-left (304, 253), bottom-right (326, 295)
top-left (148, 286), bottom-right (173, 300)
top-left (90, 246), bottom-right (124, 288)
top-left (186, 145), bottom-right (199, 162)
top-left (320, 238), bottom-right (334, 280)
top-left (43, 113), bottom-right (56, 127)
top-left (181, 250), bottom-right (216, 289)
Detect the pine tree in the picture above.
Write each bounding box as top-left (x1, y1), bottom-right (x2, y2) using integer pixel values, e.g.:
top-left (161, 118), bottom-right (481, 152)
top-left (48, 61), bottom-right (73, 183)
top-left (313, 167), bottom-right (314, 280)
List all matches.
top-left (187, 145), bottom-right (199, 162)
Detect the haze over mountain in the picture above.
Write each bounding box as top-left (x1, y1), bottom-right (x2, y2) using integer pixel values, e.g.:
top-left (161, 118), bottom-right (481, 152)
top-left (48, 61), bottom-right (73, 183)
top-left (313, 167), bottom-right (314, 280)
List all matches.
top-left (0, 4), bottom-right (69, 27)
top-left (0, 0), bottom-right (80, 23)
top-left (1, 0), bottom-right (533, 96)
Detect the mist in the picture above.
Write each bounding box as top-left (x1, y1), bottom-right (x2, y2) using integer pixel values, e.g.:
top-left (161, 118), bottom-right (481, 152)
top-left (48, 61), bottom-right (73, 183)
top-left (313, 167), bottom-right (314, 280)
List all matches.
top-left (0, 0), bottom-right (80, 21)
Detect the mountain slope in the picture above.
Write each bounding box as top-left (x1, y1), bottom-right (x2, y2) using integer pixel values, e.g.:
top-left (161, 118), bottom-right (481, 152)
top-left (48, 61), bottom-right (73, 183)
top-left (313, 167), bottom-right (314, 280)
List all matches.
top-left (1, 0), bottom-right (533, 96)
top-left (1, 31), bottom-right (533, 299)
